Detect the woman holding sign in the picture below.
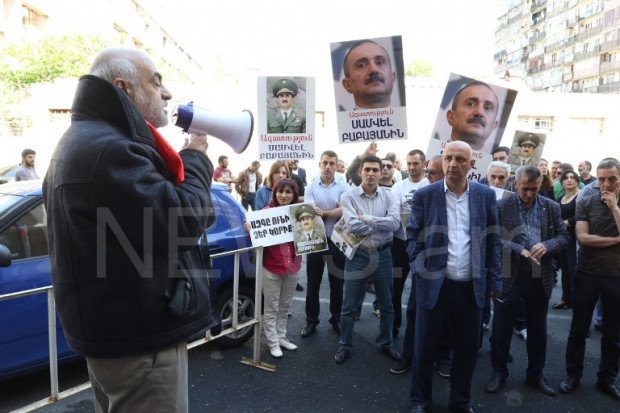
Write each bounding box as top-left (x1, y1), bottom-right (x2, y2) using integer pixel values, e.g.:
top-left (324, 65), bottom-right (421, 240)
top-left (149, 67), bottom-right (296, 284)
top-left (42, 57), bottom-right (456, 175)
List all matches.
top-left (254, 161), bottom-right (290, 211)
top-left (246, 178), bottom-right (301, 358)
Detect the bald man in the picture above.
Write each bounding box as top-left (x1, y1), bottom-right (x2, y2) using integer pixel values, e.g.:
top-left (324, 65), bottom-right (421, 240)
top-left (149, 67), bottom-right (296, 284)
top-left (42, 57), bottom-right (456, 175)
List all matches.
top-left (407, 141), bottom-right (502, 412)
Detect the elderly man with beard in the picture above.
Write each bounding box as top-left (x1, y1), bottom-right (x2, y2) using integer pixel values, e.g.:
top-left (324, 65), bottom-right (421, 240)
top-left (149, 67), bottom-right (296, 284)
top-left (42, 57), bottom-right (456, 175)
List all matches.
top-left (341, 40), bottom-right (396, 109)
top-left (446, 81), bottom-right (500, 151)
top-left (44, 47), bottom-right (215, 412)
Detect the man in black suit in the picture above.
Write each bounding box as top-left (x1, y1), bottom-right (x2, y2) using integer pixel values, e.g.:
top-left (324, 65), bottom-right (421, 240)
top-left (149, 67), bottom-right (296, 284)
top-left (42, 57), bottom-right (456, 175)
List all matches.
top-left (485, 165), bottom-right (569, 396)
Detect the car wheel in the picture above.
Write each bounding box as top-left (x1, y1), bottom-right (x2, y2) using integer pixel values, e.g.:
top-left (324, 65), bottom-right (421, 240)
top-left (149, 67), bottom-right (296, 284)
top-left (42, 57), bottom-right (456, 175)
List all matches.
top-left (215, 283), bottom-right (256, 348)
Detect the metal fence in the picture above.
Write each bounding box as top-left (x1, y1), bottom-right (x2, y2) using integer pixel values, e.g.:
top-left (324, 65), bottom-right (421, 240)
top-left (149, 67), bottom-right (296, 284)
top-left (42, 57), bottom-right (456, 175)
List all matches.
top-left (1, 246), bottom-right (267, 412)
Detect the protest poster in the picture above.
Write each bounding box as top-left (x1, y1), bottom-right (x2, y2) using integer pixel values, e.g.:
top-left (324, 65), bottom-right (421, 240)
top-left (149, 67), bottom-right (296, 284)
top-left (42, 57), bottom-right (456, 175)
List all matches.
top-left (330, 35), bottom-right (408, 144)
top-left (245, 205), bottom-right (294, 247)
top-left (506, 130), bottom-right (547, 172)
top-left (426, 73), bottom-right (517, 182)
top-left (257, 76), bottom-right (316, 161)
top-left (330, 217), bottom-right (366, 260)
top-left (289, 203), bottom-right (328, 256)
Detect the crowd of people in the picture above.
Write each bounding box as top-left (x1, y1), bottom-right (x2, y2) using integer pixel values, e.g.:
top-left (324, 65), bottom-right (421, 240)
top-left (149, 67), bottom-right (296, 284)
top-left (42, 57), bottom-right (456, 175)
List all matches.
top-left (221, 141), bottom-right (620, 413)
top-left (33, 45), bottom-right (617, 413)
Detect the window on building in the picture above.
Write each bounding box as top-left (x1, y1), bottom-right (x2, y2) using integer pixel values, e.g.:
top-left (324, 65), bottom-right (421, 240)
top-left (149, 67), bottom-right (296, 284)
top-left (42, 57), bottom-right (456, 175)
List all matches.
top-left (517, 116), bottom-right (555, 132)
top-left (569, 117), bottom-right (605, 134)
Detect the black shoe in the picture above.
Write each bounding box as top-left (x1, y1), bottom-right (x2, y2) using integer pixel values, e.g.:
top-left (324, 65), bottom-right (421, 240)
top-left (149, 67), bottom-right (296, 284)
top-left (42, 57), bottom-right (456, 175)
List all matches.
top-left (334, 347), bottom-right (349, 364)
top-left (381, 345), bottom-right (402, 361)
top-left (330, 321), bottom-right (341, 334)
top-left (301, 323), bottom-right (317, 338)
top-left (559, 376), bottom-right (580, 394)
top-left (435, 360), bottom-right (451, 378)
top-left (527, 378), bottom-right (557, 396)
top-left (596, 382), bottom-right (620, 400)
top-left (411, 406), bottom-right (427, 413)
top-left (485, 376), bottom-right (506, 393)
top-left (390, 358), bottom-right (411, 374)
top-left (296, 282), bottom-right (304, 291)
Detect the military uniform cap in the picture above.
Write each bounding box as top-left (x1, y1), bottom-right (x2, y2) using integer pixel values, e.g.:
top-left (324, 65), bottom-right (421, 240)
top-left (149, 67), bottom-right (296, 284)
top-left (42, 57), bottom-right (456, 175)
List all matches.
top-left (517, 132), bottom-right (540, 148)
top-left (272, 78), bottom-right (299, 97)
top-left (295, 204), bottom-right (315, 221)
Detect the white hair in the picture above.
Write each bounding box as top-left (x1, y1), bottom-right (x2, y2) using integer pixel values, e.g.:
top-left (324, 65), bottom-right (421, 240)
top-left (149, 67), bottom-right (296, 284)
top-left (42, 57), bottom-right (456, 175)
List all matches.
top-left (487, 160), bottom-right (511, 175)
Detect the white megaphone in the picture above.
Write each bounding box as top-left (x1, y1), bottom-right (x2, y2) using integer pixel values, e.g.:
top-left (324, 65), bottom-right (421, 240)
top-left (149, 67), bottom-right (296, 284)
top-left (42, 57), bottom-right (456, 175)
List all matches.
top-left (171, 102), bottom-right (254, 154)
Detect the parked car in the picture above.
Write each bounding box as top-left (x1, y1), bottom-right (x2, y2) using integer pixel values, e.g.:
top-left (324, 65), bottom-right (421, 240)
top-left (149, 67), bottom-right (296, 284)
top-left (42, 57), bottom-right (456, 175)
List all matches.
top-left (0, 164), bottom-right (19, 185)
top-left (0, 180), bottom-right (255, 380)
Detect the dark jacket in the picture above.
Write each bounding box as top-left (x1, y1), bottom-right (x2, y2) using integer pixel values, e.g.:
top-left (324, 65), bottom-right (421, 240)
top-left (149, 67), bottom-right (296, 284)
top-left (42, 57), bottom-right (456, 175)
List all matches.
top-left (498, 194), bottom-right (569, 299)
top-left (43, 75), bottom-right (216, 358)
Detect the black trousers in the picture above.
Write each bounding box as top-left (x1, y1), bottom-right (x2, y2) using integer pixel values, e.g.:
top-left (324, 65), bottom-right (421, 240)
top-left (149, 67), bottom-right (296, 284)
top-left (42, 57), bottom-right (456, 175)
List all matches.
top-left (565, 271), bottom-right (620, 384)
top-left (391, 237), bottom-right (410, 335)
top-left (305, 239), bottom-right (345, 325)
top-left (490, 270), bottom-right (549, 380)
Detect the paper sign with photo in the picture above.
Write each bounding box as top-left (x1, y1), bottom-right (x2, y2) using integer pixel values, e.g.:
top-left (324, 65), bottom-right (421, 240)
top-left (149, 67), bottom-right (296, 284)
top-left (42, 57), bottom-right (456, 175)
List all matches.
top-left (330, 35), bottom-right (408, 144)
top-left (426, 73), bottom-right (517, 182)
top-left (289, 203), bottom-right (328, 256)
top-left (245, 205), bottom-right (295, 247)
top-left (506, 130), bottom-right (546, 172)
top-left (330, 217), bottom-right (366, 260)
top-left (257, 76), bottom-right (316, 161)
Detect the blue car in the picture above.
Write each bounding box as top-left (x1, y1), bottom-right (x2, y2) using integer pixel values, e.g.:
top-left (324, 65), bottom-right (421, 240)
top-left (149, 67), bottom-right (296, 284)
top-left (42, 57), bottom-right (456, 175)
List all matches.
top-left (0, 180), bottom-right (255, 380)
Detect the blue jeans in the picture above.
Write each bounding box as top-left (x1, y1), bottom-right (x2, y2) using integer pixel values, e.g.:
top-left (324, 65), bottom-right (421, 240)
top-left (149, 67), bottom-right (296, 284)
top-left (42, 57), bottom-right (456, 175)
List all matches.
top-left (339, 246), bottom-right (394, 350)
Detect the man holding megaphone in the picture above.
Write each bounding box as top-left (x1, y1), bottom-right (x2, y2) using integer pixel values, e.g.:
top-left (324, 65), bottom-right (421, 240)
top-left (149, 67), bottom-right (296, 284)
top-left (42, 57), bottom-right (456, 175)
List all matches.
top-left (44, 47), bottom-right (216, 413)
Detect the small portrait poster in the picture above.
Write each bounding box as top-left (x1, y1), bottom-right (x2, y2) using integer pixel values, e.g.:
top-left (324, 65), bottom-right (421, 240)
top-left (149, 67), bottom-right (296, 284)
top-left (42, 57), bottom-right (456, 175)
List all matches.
top-left (330, 35), bottom-right (408, 144)
top-left (330, 217), bottom-right (367, 260)
top-left (506, 130), bottom-right (546, 172)
top-left (245, 205), bottom-right (294, 247)
top-left (257, 76), bottom-right (316, 161)
top-left (426, 73), bottom-right (518, 182)
top-left (289, 203), bottom-right (328, 256)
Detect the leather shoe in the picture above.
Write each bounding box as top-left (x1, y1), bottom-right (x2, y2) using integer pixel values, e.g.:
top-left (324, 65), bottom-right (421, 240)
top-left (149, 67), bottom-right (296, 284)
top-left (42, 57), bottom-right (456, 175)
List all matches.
top-left (410, 406), bottom-right (427, 413)
top-left (596, 382), bottom-right (620, 400)
top-left (527, 377), bottom-right (557, 396)
top-left (334, 347), bottom-right (349, 364)
top-left (301, 323), bottom-right (317, 338)
top-left (559, 376), bottom-right (579, 394)
top-left (330, 321), bottom-right (341, 334)
top-left (381, 345), bottom-right (402, 361)
top-left (485, 376), bottom-right (506, 393)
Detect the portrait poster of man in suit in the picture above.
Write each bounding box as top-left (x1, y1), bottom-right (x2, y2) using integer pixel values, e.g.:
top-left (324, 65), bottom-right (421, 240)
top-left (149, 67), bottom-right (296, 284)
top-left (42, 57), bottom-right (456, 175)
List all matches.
top-left (507, 131), bottom-right (546, 172)
top-left (257, 76), bottom-right (316, 161)
top-left (426, 73), bottom-right (518, 182)
top-left (290, 203), bottom-right (328, 256)
top-left (330, 35), bottom-right (408, 145)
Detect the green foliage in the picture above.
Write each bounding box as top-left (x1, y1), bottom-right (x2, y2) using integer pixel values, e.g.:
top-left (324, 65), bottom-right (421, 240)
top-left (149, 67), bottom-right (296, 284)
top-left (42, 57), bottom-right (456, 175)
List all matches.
top-left (0, 34), bottom-right (110, 91)
top-left (405, 60), bottom-right (433, 77)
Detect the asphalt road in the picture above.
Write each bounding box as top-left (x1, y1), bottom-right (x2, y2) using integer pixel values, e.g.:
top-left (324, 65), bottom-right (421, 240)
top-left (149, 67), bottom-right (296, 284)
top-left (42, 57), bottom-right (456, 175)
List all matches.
top-left (1, 262), bottom-right (616, 413)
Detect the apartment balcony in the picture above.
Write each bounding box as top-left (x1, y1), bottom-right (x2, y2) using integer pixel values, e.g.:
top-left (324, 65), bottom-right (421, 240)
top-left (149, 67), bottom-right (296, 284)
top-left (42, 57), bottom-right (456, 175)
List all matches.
top-left (600, 60), bottom-right (620, 74)
top-left (563, 72), bottom-right (573, 82)
top-left (547, 2), bottom-right (568, 19)
top-left (544, 40), bottom-right (564, 53)
top-left (574, 45), bottom-right (602, 61)
top-left (494, 50), bottom-right (507, 61)
top-left (577, 26), bottom-right (601, 42)
top-left (531, 0), bottom-right (547, 13)
top-left (574, 63), bottom-right (601, 80)
top-left (529, 31), bottom-right (547, 44)
top-left (527, 63), bottom-right (546, 75)
top-left (601, 38), bottom-right (620, 54)
top-left (596, 80), bottom-right (620, 93)
top-left (565, 35), bottom-right (576, 46)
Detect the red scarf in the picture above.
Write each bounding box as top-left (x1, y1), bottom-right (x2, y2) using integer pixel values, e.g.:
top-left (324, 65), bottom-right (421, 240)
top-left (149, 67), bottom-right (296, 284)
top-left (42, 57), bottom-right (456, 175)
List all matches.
top-left (146, 121), bottom-right (185, 185)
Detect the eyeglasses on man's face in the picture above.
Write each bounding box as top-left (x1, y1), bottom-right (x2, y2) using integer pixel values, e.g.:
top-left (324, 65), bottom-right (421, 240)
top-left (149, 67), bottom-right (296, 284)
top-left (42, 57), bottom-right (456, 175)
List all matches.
top-left (381, 163), bottom-right (393, 169)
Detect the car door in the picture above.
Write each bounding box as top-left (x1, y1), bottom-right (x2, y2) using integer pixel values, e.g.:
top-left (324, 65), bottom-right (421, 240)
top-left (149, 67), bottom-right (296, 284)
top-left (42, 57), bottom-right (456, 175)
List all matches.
top-left (0, 200), bottom-right (75, 379)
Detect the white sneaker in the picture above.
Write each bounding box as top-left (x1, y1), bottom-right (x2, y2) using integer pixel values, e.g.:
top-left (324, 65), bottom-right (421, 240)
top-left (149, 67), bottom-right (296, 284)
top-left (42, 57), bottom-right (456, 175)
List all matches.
top-left (279, 338), bottom-right (298, 351)
top-left (269, 345), bottom-right (283, 358)
top-left (514, 328), bottom-right (528, 342)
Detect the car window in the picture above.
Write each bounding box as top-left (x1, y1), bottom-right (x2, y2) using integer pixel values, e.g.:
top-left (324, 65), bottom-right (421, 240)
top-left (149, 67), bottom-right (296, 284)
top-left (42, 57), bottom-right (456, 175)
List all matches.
top-left (0, 203), bottom-right (48, 259)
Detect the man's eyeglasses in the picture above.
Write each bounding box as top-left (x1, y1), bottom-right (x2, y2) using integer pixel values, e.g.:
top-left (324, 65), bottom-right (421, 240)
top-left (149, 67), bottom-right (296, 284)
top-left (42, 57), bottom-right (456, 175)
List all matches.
top-left (425, 169), bottom-right (440, 175)
top-left (381, 164), bottom-right (393, 169)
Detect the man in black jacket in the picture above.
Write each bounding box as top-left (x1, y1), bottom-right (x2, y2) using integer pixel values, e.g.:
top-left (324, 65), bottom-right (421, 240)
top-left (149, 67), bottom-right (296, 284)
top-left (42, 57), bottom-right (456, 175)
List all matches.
top-left (44, 47), bottom-right (215, 412)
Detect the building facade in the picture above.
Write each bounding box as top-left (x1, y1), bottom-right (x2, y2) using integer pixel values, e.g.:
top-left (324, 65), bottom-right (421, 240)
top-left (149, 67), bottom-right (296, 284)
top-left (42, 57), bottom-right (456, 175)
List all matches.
top-left (494, 0), bottom-right (620, 93)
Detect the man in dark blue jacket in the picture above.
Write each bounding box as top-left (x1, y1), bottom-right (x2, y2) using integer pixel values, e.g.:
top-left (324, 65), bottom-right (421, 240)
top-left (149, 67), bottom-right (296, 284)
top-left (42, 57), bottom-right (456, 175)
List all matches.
top-left (44, 47), bottom-right (215, 412)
